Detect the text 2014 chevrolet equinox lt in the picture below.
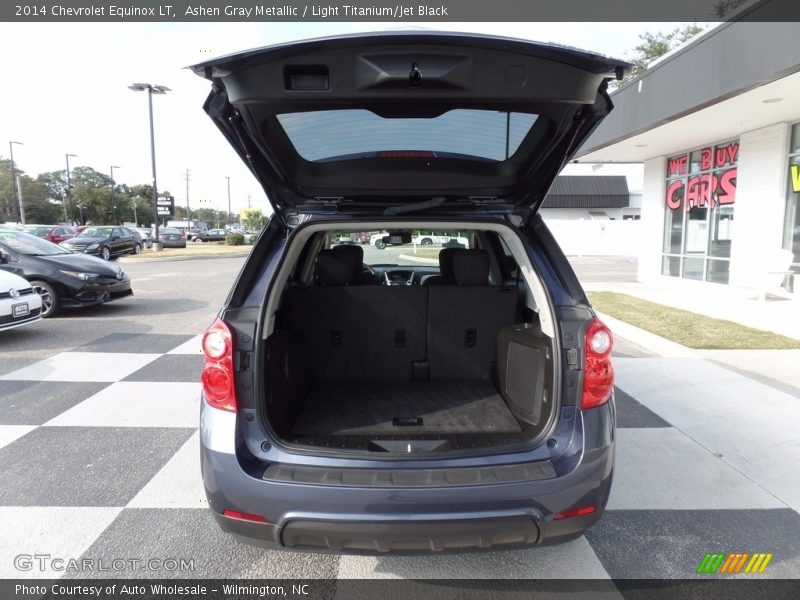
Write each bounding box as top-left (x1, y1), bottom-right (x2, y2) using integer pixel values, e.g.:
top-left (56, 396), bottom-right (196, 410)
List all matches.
top-left (194, 32), bottom-right (627, 552)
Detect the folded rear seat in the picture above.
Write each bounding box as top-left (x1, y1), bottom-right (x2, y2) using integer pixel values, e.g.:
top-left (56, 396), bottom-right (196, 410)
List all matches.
top-left (288, 249), bottom-right (427, 380)
top-left (427, 249), bottom-right (517, 380)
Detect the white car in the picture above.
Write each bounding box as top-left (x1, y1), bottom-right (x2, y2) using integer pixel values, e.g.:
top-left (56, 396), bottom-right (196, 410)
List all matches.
top-left (0, 270), bottom-right (43, 332)
top-left (412, 233), bottom-right (469, 248)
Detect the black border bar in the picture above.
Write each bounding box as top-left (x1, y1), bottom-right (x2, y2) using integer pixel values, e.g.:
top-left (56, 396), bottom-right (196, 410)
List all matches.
top-left (4, 0), bottom-right (800, 22)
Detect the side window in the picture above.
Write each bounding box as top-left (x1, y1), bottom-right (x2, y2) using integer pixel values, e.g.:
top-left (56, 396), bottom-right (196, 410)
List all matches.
top-left (112, 228), bottom-right (122, 238)
top-left (497, 236), bottom-right (519, 279)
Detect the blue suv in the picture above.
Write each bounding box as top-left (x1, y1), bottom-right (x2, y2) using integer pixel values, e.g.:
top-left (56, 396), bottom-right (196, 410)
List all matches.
top-left (193, 32), bottom-right (626, 553)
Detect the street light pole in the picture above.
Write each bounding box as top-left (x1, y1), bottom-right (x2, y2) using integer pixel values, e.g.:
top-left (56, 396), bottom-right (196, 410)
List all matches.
top-left (65, 153), bottom-right (77, 224)
top-left (184, 168), bottom-right (191, 223)
top-left (225, 176), bottom-right (231, 227)
top-left (9, 141), bottom-right (24, 224)
top-left (110, 165), bottom-right (121, 225)
top-left (129, 82), bottom-right (170, 251)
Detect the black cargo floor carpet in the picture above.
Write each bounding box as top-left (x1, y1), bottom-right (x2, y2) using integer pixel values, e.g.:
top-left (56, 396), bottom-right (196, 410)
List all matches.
top-left (291, 380), bottom-right (521, 435)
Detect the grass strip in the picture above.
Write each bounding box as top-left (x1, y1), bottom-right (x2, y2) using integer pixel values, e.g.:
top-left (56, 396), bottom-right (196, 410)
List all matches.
top-left (587, 291), bottom-right (800, 349)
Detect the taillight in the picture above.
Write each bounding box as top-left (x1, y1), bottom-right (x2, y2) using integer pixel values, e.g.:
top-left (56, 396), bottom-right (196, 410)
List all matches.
top-left (222, 509), bottom-right (267, 523)
top-left (201, 318), bottom-right (237, 412)
top-left (553, 505), bottom-right (596, 520)
top-left (581, 317), bottom-right (614, 410)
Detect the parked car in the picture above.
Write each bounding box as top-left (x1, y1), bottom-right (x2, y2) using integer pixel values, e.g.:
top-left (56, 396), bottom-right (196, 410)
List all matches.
top-left (369, 231), bottom-right (404, 250)
top-left (153, 227), bottom-right (187, 248)
top-left (412, 233), bottom-right (469, 247)
top-left (0, 229), bottom-right (133, 317)
top-left (60, 226), bottom-right (142, 260)
top-left (23, 225), bottom-right (77, 244)
top-left (193, 228), bottom-right (228, 242)
top-left (0, 269), bottom-right (43, 331)
top-left (133, 228), bottom-right (154, 249)
top-left (192, 33), bottom-right (623, 552)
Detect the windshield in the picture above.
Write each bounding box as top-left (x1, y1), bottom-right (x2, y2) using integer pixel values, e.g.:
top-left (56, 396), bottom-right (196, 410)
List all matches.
top-left (77, 227), bottom-right (113, 238)
top-left (331, 230), bottom-right (471, 267)
top-left (0, 230), bottom-right (73, 256)
top-left (277, 109), bottom-right (538, 162)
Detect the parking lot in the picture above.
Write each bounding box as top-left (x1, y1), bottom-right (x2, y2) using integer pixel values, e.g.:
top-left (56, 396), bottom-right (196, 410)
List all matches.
top-left (1, 254), bottom-right (799, 579)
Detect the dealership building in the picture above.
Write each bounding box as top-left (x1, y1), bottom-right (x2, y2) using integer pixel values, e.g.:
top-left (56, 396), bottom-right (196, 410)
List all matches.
top-left (577, 19), bottom-right (800, 295)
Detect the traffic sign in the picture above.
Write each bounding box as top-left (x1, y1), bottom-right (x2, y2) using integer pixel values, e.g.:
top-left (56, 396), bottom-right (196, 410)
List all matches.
top-left (156, 194), bottom-right (174, 216)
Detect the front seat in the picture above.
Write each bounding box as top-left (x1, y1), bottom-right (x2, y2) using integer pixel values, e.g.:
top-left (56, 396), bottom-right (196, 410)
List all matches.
top-left (315, 248), bottom-right (357, 285)
top-left (330, 244), bottom-right (382, 285)
top-left (423, 247), bottom-right (460, 285)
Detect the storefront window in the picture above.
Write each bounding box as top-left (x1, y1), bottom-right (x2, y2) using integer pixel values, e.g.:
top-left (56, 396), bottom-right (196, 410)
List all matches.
top-left (784, 123), bottom-right (800, 288)
top-left (662, 140), bottom-right (739, 283)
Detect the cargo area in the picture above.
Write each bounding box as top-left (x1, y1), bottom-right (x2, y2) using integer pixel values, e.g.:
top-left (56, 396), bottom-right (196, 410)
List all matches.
top-left (260, 244), bottom-right (556, 455)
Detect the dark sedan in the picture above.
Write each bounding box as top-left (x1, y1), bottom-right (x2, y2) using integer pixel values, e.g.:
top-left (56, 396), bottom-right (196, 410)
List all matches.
top-left (194, 228), bottom-right (227, 242)
top-left (153, 227), bottom-right (187, 248)
top-left (60, 226), bottom-right (142, 260)
top-left (0, 230), bottom-right (133, 317)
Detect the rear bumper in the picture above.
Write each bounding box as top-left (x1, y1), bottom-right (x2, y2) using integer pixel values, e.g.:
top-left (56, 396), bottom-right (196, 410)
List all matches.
top-left (200, 398), bottom-right (614, 553)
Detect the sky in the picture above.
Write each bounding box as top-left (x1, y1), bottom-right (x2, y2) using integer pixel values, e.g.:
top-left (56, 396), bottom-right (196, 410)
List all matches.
top-left (0, 21), bottom-right (700, 216)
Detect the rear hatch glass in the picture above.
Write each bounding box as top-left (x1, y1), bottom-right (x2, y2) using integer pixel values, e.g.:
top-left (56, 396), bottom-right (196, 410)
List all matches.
top-left (277, 109), bottom-right (538, 162)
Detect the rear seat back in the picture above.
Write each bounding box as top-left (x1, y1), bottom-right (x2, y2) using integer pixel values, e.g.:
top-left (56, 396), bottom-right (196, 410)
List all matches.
top-left (288, 247), bottom-right (516, 382)
top-left (289, 250), bottom-right (427, 379)
top-left (427, 249), bottom-right (517, 380)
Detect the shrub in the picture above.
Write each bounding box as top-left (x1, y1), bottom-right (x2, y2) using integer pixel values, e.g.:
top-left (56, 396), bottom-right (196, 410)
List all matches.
top-left (226, 232), bottom-right (244, 246)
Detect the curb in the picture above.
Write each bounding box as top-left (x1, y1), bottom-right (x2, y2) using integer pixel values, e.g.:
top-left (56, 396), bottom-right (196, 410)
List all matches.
top-left (118, 252), bottom-right (251, 264)
top-left (397, 253), bottom-right (439, 265)
top-left (596, 311), bottom-right (699, 359)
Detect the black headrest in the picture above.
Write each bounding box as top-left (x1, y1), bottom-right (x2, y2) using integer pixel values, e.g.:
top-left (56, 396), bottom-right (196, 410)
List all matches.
top-left (437, 247), bottom-right (459, 284)
top-left (330, 244), bottom-right (364, 276)
top-left (316, 248), bottom-right (356, 285)
top-left (452, 249), bottom-right (490, 285)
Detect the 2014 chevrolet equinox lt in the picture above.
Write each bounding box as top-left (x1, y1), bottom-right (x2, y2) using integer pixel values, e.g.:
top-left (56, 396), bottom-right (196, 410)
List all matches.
top-left (194, 32), bottom-right (627, 552)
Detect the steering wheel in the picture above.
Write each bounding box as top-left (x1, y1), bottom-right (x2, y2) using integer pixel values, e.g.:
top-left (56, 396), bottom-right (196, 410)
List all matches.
top-left (361, 263), bottom-right (378, 277)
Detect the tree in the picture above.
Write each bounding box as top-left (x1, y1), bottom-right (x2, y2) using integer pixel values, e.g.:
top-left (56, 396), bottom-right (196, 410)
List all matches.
top-left (617, 24), bottom-right (706, 87)
top-left (241, 207), bottom-right (266, 230)
top-left (713, 0), bottom-right (748, 18)
top-left (1, 159), bottom-right (61, 224)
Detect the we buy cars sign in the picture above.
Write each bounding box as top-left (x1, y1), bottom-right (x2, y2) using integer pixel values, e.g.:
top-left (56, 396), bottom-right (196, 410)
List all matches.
top-left (157, 195), bottom-right (175, 216)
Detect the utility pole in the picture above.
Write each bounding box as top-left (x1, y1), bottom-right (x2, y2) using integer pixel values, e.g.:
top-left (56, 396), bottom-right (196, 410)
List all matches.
top-left (110, 165), bottom-right (121, 225)
top-left (9, 141), bottom-right (24, 224)
top-left (129, 83), bottom-right (170, 251)
top-left (225, 176), bottom-right (231, 227)
top-left (184, 168), bottom-right (191, 222)
top-left (65, 153), bottom-right (77, 224)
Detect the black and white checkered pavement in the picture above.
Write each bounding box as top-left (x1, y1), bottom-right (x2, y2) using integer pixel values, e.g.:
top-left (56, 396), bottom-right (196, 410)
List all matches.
top-left (1, 333), bottom-right (799, 580)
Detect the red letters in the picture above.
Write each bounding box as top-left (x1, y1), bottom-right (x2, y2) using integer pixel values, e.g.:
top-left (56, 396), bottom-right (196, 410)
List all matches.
top-left (666, 179), bottom-right (684, 210)
top-left (665, 144), bottom-right (737, 210)
top-left (716, 168), bottom-right (737, 204)
top-left (686, 174), bottom-right (713, 209)
top-left (714, 142), bottom-right (739, 168)
top-left (700, 147), bottom-right (712, 170)
top-left (668, 155), bottom-right (688, 177)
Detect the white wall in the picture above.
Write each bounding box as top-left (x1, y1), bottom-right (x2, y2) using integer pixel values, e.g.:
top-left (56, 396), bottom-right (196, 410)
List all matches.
top-left (540, 207), bottom-right (626, 220)
top-left (728, 122), bottom-right (790, 288)
top-left (546, 219), bottom-right (642, 256)
top-left (638, 157), bottom-right (668, 282)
